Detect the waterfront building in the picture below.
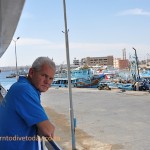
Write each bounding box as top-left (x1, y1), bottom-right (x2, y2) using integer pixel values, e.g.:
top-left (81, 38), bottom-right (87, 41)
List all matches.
top-left (114, 58), bottom-right (129, 69)
top-left (80, 56), bottom-right (113, 66)
top-left (73, 58), bottom-right (80, 66)
top-left (113, 58), bottom-right (121, 69)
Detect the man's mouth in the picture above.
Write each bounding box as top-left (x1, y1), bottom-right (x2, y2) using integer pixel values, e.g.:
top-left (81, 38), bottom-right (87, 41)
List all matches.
top-left (42, 85), bottom-right (49, 89)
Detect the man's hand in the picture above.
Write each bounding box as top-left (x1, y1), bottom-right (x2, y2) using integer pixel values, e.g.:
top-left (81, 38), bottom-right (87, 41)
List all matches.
top-left (37, 120), bottom-right (55, 138)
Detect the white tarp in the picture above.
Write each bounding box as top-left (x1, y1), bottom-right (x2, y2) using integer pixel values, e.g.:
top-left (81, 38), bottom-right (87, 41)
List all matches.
top-left (0, 0), bottom-right (25, 58)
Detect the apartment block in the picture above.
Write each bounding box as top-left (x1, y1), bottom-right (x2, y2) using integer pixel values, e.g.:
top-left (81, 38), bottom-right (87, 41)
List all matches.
top-left (81, 56), bottom-right (114, 66)
top-left (114, 58), bottom-right (129, 69)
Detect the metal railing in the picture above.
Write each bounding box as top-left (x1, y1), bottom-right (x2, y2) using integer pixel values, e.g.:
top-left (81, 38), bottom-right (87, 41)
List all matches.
top-left (0, 84), bottom-right (7, 98)
top-left (40, 137), bottom-right (62, 150)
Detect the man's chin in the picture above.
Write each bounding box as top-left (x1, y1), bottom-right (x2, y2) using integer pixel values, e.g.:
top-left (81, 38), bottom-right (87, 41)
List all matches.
top-left (40, 87), bottom-right (49, 92)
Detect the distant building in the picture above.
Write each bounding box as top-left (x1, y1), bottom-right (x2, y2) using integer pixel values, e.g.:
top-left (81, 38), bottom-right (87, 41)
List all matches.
top-left (81, 56), bottom-right (114, 66)
top-left (114, 58), bottom-right (129, 69)
top-left (114, 58), bottom-right (121, 68)
top-left (119, 59), bottom-right (129, 69)
top-left (73, 58), bottom-right (80, 66)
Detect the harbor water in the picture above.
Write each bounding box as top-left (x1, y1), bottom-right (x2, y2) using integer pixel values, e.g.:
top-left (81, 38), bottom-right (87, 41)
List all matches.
top-left (0, 71), bottom-right (17, 90)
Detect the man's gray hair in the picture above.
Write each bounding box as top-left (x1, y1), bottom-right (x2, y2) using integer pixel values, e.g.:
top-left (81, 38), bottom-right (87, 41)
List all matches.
top-left (32, 57), bottom-right (56, 72)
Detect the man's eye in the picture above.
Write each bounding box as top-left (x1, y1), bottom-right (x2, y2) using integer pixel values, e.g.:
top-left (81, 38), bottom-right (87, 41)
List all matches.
top-left (41, 74), bottom-right (53, 80)
top-left (49, 77), bottom-right (53, 80)
top-left (41, 74), bottom-right (47, 78)
top-left (41, 74), bottom-right (46, 77)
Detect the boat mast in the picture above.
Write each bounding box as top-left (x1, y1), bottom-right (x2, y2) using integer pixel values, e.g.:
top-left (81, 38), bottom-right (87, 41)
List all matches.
top-left (133, 47), bottom-right (140, 80)
top-left (62, 0), bottom-right (76, 149)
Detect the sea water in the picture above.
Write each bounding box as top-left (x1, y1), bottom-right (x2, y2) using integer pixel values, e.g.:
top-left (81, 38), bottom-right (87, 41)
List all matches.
top-left (0, 71), bottom-right (17, 90)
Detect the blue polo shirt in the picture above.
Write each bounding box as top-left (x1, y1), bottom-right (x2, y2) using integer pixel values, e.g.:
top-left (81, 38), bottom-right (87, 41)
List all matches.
top-left (0, 76), bottom-right (48, 150)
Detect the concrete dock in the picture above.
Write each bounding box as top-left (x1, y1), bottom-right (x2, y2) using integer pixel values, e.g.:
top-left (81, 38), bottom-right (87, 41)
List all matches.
top-left (41, 88), bottom-right (150, 150)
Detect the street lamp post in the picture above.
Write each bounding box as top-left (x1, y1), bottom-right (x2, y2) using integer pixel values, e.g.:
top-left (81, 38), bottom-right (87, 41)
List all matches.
top-left (13, 37), bottom-right (20, 78)
top-left (147, 53), bottom-right (150, 66)
top-left (62, 0), bottom-right (76, 149)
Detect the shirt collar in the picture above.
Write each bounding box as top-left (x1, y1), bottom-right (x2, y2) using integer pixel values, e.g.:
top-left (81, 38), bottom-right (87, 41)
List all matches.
top-left (18, 76), bottom-right (41, 96)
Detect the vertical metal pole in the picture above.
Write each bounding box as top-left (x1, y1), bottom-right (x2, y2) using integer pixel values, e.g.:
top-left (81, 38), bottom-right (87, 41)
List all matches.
top-left (13, 37), bottom-right (20, 78)
top-left (62, 0), bottom-right (76, 149)
top-left (133, 47), bottom-right (140, 80)
top-left (147, 53), bottom-right (150, 66)
top-left (14, 41), bottom-right (18, 76)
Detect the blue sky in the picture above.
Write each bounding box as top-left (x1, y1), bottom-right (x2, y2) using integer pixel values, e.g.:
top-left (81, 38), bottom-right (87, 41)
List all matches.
top-left (1, 0), bottom-right (150, 66)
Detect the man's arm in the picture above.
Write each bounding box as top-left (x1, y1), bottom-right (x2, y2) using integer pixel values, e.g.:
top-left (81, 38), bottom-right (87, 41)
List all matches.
top-left (36, 120), bottom-right (55, 138)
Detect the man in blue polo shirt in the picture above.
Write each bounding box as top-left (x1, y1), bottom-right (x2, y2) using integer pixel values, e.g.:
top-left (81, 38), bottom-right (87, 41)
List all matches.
top-left (0, 57), bottom-right (56, 150)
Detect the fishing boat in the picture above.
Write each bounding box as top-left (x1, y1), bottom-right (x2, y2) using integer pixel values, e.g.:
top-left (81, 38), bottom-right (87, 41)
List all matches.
top-left (70, 67), bottom-right (105, 88)
top-left (51, 77), bottom-right (77, 88)
top-left (6, 69), bottom-right (28, 78)
top-left (74, 74), bottom-right (105, 88)
top-left (140, 69), bottom-right (150, 79)
top-left (97, 79), bottom-right (118, 90)
top-left (6, 73), bottom-right (16, 78)
top-left (53, 67), bottom-right (106, 88)
top-left (117, 83), bottom-right (133, 91)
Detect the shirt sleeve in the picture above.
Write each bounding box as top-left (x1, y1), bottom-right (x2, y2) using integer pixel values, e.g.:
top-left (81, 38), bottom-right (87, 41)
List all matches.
top-left (15, 86), bottom-right (48, 127)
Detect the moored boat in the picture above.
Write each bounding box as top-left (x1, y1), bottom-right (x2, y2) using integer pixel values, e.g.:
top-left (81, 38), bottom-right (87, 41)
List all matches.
top-left (70, 67), bottom-right (105, 88)
top-left (51, 77), bottom-right (77, 88)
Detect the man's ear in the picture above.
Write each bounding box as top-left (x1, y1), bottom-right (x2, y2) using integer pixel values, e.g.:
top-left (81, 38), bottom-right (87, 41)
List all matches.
top-left (28, 68), bottom-right (34, 78)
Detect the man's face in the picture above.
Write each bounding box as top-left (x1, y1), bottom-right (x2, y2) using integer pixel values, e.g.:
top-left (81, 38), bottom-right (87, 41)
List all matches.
top-left (28, 64), bottom-right (55, 92)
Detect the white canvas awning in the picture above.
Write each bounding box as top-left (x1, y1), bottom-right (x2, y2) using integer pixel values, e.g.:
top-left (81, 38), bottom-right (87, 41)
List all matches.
top-left (0, 0), bottom-right (25, 58)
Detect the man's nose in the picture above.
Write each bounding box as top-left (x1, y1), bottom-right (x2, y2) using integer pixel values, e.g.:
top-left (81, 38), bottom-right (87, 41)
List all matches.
top-left (45, 77), bottom-right (53, 84)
